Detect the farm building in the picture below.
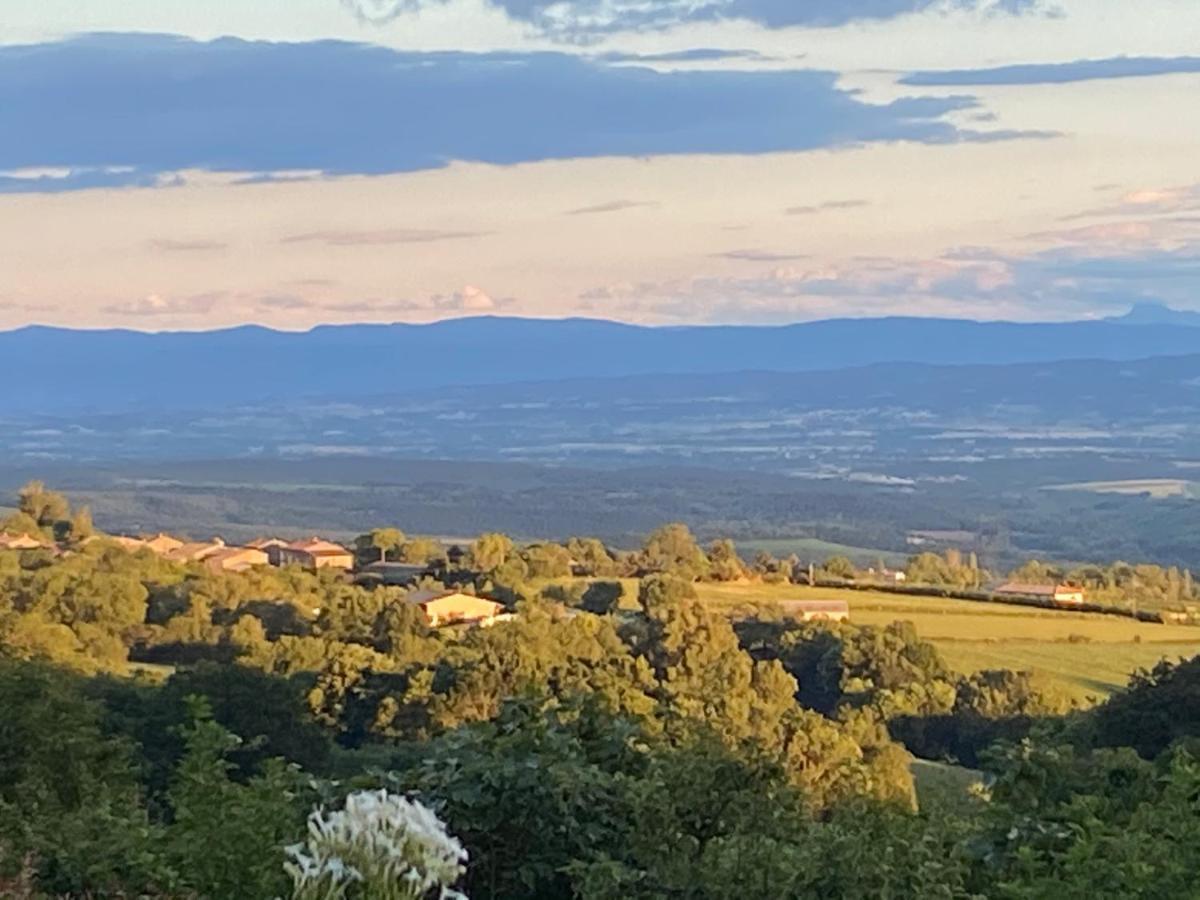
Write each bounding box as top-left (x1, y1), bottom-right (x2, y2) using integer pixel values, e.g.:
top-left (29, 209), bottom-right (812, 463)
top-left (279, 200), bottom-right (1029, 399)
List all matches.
top-left (995, 582), bottom-right (1085, 604)
top-left (402, 589), bottom-right (506, 628)
top-left (778, 599), bottom-right (850, 623)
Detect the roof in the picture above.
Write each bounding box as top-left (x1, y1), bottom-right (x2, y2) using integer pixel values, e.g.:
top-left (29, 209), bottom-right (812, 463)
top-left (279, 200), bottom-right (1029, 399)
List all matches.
top-left (165, 540), bottom-right (226, 562)
top-left (285, 537), bottom-right (350, 554)
top-left (0, 532), bottom-right (47, 549)
top-left (245, 537), bottom-right (289, 549)
top-left (403, 589), bottom-right (502, 610)
top-left (203, 546), bottom-right (269, 570)
top-left (207, 546), bottom-right (266, 561)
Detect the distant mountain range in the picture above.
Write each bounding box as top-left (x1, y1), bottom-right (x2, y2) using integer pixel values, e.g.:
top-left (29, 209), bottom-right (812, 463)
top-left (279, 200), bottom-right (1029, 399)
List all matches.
top-left (4, 310), bottom-right (1200, 415)
top-left (1107, 302), bottom-right (1200, 327)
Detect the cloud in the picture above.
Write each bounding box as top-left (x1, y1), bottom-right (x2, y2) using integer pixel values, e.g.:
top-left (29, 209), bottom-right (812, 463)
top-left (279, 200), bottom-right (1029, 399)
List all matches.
top-left (148, 238), bottom-right (229, 252)
top-left (0, 34), bottom-right (1019, 194)
top-left (255, 294), bottom-right (312, 311)
top-left (0, 166), bottom-right (164, 194)
top-left (342, 0), bottom-right (1041, 38)
top-left (102, 292), bottom-right (224, 317)
top-left (565, 200), bottom-right (658, 216)
top-left (432, 285), bottom-right (506, 312)
top-left (292, 286), bottom-right (511, 318)
top-left (596, 48), bottom-right (772, 64)
top-left (715, 249), bottom-right (810, 262)
top-left (785, 199), bottom-right (869, 215)
top-left (316, 298), bottom-right (426, 314)
top-left (282, 228), bottom-right (489, 246)
top-left (579, 239), bottom-right (1200, 323)
top-left (1060, 184), bottom-right (1200, 221)
top-left (902, 55), bottom-right (1200, 87)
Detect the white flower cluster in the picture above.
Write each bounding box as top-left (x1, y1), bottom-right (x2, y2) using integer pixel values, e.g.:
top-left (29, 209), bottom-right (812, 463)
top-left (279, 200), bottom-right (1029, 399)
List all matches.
top-left (286, 789), bottom-right (469, 900)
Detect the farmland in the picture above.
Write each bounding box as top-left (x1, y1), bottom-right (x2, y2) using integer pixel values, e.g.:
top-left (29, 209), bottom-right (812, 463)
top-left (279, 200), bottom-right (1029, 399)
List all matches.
top-left (692, 582), bottom-right (1200, 702)
top-left (1045, 478), bottom-right (1198, 499)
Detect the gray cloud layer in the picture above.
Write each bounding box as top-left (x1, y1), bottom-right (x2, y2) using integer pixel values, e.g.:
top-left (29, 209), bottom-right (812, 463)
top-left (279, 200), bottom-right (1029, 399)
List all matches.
top-left (344, 0), bottom-right (1041, 37)
top-left (0, 34), bottom-right (1024, 194)
top-left (903, 55), bottom-right (1200, 86)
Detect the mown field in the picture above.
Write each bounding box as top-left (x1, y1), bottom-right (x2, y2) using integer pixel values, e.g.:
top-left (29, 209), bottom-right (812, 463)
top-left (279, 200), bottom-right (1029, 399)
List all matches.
top-left (692, 582), bottom-right (1200, 703)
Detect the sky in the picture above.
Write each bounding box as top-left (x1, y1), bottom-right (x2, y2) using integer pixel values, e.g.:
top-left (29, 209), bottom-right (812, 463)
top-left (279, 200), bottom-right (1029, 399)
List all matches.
top-left (1, 0), bottom-right (1199, 330)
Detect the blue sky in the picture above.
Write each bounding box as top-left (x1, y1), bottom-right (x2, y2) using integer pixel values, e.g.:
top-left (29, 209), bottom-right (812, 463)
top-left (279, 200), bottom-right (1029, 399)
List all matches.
top-left (0, 0), bottom-right (1198, 329)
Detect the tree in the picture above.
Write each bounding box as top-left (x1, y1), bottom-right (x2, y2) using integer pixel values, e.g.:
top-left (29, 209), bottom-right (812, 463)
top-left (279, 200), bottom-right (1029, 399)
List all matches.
top-left (522, 542), bottom-right (573, 580)
top-left (17, 481), bottom-right (70, 530)
top-left (397, 537), bottom-right (444, 565)
top-left (471, 533), bottom-right (514, 574)
top-left (821, 555), bottom-right (857, 580)
top-left (0, 510), bottom-right (42, 538)
top-left (165, 701), bottom-right (312, 900)
top-left (68, 506), bottom-right (95, 543)
top-left (0, 661), bottom-right (168, 894)
top-left (639, 524), bottom-right (708, 581)
top-left (706, 539), bottom-right (747, 582)
top-left (355, 528), bottom-right (405, 565)
top-left (566, 537), bottom-right (616, 577)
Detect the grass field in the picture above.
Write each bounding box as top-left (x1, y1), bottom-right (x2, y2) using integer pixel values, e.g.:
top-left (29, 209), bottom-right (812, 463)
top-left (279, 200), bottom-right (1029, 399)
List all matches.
top-left (692, 582), bottom-right (1200, 702)
top-left (1045, 478), bottom-right (1196, 499)
top-left (934, 641), bottom-right (1197, 702)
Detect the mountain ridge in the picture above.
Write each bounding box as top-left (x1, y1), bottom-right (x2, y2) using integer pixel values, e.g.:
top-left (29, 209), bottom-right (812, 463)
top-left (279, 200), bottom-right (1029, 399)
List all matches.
top-left (6, 312), bottom-right (1200, 415)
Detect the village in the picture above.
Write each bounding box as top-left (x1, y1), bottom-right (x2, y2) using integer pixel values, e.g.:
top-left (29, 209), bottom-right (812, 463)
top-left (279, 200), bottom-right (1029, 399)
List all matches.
top-left (1, 519), bottom-right (1136, 634)
top-left (0, 528), bottom-right (515, 629)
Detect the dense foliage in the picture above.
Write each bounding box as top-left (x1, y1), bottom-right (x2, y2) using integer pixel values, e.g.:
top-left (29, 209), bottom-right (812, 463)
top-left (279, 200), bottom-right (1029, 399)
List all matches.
top-left (4, 488), bottom-right (1200, 897)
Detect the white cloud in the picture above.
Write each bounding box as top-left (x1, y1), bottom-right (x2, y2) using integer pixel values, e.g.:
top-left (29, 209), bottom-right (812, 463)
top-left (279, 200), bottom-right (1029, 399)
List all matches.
top-left (101, 292), bottom-right (224, 317)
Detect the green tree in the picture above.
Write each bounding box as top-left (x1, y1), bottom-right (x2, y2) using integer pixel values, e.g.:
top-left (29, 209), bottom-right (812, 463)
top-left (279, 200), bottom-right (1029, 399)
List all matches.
top-left (0, 661), bottom-right (167, 894)
top-left (397, 537), bottom-right (445, 565)
top-left (471, 533), bottom-right (515, 574)
top-left (566, 537), bottom-right (616, 577)
top-left (821, 555), bottom-right (857, 580)
top-left (355, 528), bottom-right (406, 565)
top-left (639, 523), bottom-right (708, 581)
top-left (17, 480), bottom-right (70, 531)
top-left (706, 539), bottom-right (747, 582)
top-left (522, 542), bottom-right (573, 580)
top-left (165, 700), bottom-right (311, 900)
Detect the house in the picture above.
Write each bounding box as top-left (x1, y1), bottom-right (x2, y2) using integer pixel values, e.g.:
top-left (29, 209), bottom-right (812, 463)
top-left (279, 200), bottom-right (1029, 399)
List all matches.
top-left (401, 589), bottom-right (506, 628)
top-left (866, 566), bottom-right (907, 584)
top-left (143, 533), bottom-right (186, 555)
top-left (778, 599), bottom-right (851, 623)
top-left (246, 537), bottom-right (290, 551)
top-left (203, 546), bottom-right (270, 573)
top-left (165, 539), bottom-right (227, 564)
top-left (995, 582), bottom-right (1086, 604)
top-left (109, 535), bottom-right (149, 552)
top-left (245, 538), bottom-right (291, 565)
top-left (0, 532), bottom-right (49, 551)
top-left (276, 537), bottom-right (355, 571)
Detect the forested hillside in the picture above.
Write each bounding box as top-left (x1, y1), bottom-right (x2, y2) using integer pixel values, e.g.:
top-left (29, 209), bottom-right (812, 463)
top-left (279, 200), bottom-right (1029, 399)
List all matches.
top-left (4, 486), bottom-right (1200, 897)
